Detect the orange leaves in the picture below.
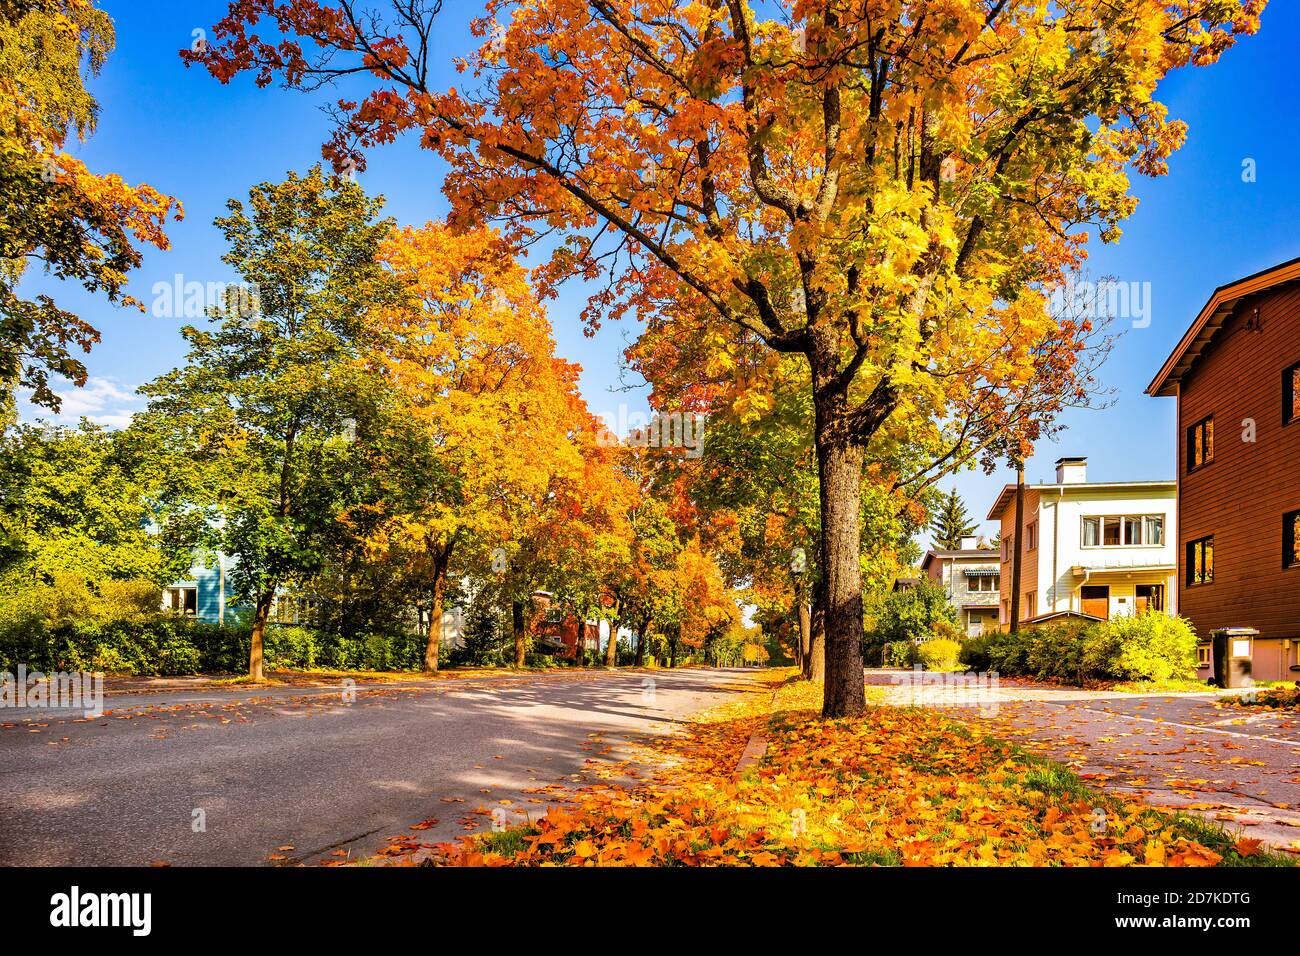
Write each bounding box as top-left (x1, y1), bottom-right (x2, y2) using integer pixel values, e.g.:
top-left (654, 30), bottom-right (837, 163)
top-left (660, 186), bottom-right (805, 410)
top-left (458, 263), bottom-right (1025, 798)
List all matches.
top-left (422, 671), bottom-right (1249, 868)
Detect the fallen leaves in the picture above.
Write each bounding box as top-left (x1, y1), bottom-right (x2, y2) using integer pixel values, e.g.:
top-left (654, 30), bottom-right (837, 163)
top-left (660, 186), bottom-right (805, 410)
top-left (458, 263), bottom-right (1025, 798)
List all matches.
top-left (420, 673), bottom-right (1252, 868)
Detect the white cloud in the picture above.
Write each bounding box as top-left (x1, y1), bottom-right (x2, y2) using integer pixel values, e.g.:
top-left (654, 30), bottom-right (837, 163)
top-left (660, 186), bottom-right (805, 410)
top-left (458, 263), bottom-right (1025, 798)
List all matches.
top-left (20, 376), bottom-right (144, 430)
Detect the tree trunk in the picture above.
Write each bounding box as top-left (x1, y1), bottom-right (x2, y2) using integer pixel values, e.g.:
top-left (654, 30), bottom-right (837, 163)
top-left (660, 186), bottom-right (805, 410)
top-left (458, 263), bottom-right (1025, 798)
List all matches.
top-left (813, 405), bottom-right (866, 718)
top-left (249, 589), bottom-right (274, 680)
top-left (635, 617), bottom-right (650, 667)
top-left (668, 636), bottom-right (677, 668)
top-left (575, 619), bottom-right (586, 666)
top-left (422, 541), bottom-right (453, 673)
top-left (605, 618), bottom-right (619, 667)
top-left (1009, 461), bottom-right (1025, 634)
top-left (512, 600), bottom-right (527, 668)
top-left (806, 576), bottom-right (826, 683)
top-left (795, 579), bottom-right (810, 671)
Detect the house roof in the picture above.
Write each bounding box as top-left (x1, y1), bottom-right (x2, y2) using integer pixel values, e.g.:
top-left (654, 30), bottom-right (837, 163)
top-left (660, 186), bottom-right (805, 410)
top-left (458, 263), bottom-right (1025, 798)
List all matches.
top-left (1023, 609), bottom-right (1106, 625)
top-left (919, 549), bottom-right (998, 572)
top-left (985, 480), bottom-right (1176, 521)
top-left (1146, 254), bottom-right (1300, 398)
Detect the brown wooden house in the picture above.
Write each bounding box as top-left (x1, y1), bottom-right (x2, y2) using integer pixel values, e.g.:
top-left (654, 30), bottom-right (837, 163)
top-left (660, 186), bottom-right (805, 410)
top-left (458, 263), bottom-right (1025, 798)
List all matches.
top-left (1147, 256), bottom-right (1300, 683)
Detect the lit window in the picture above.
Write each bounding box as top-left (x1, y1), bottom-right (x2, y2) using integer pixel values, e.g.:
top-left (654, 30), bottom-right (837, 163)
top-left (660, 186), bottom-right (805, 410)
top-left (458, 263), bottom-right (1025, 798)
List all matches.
top-left (1187, 536), bottom-right (1214, 586)
top-left (1287, 363), bottom-right (1300, 425)
top-left (1187, 415), bottom-right (1214, 470)
top-left (1285, 510), bottom-right (1300, 569)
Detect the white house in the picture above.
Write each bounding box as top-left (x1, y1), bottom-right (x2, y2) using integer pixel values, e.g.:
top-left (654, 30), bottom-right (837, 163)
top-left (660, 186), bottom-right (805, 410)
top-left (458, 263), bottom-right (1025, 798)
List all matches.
top-left (986, 457), bottom-right (1178, 625)
top-left (919, 536), bottom-right (1001, 636)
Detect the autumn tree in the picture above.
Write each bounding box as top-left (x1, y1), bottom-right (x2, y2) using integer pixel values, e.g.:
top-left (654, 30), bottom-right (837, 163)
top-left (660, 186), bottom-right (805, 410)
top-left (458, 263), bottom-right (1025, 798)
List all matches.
top-left (521, 428), bottom-right (639, 666)
top-left (363, 221), bottom-right (585, 672)
top-left (140, 167), bottom-right (394, 680)
top-left (187, 0), bottom-right (1261, 715)
top-left (1, 0), bottom-right (179, 412)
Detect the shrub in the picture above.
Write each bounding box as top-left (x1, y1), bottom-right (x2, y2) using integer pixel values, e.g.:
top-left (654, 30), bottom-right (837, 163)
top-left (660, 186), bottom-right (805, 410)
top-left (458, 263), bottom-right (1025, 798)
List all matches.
top-left (956, 611), bottom-right (1198, 685)
top-left (1093, 611), bottom-right (1197, 683)
top-left (881, 640), bottom-right (914, 667)
top-left (915, 638), bottom-right (964, 672)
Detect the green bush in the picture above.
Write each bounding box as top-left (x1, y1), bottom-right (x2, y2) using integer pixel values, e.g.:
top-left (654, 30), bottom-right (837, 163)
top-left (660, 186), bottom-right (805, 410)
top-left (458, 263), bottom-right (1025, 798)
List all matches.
top-left (881, 640), bottom-right (914, 667)
top-left (956, 611), bottom-right (1197, 685)
top-left (915, 638), bottom-right (964, 672)
top-left (1091, 611), bottom-right (1197, 683)
top-left (0, 606), bottom-right (427, 676)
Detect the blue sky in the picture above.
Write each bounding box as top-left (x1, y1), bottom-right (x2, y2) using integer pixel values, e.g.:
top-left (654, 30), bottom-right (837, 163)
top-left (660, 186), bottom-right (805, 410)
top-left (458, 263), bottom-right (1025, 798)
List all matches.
top-left (19, 0), bottom-right (1300, 541)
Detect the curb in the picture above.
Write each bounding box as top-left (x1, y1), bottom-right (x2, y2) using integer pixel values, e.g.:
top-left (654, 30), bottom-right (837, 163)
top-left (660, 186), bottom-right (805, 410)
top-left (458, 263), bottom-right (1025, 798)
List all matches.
top-left (732, 689), bottom-right (779, 780)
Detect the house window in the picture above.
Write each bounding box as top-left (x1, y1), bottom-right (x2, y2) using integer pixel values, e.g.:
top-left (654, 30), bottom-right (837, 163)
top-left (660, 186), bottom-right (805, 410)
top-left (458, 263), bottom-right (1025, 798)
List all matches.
top-left (1082, 514), bottom-right (1165, 547)
top-left (1135, 583), bottom-right (1165, 612)
top-left (1103, 516), bottom-right (1122, 546)
top-left (967, 573), bottom-right (1000, 593)
top-left (162, 586), bottom-right (198, 616)
top-left (1285, 509), bottom-right (1300, 569)
top-left (1022, 591), bottom-right (1036, 619)
top-left (1286, 362), bottom-right (1300, 425)
top-left (1144, 515), bottom-right (1165, 546)
top-left (1025, 521), bottom-right (1038, 551)
top-left (1196, 644), bottom-right (1211, 667)
top-left (1002, 534), bottom-right (1014, 563)
top-left (1186, 536), bottom-right (1214, 586)
top-left (1186, 415), bottom-right (1214, 471)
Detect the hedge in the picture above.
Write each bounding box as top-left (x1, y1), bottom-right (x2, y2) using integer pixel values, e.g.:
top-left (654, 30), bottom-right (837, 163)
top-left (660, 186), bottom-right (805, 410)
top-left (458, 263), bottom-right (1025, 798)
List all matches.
top-left (0, 613), bottom-right (427, 676)
top-left (958, 611), bottom-right (1198, 685)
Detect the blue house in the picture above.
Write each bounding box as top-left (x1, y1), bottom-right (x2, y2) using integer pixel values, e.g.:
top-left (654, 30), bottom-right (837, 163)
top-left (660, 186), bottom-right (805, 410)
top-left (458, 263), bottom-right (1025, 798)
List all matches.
top-left (161, 555), bottom-right (231, 624)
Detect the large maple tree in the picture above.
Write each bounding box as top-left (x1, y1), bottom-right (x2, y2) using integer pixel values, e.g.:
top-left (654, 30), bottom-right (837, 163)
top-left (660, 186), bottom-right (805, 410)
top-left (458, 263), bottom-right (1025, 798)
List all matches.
top-left (185, 0), bottom-right (1261, 715)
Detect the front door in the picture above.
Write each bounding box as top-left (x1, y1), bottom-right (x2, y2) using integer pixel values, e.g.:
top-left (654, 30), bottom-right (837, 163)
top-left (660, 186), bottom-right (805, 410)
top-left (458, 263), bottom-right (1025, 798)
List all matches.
top-left (1081, 585), bottom-right (1110, 620)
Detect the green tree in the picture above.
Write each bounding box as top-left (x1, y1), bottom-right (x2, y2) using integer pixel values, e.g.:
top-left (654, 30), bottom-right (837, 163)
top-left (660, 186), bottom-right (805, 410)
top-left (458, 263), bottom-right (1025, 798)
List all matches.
top-left (867, 578), bottom-right (961, 652)
top-left (930, 489), bottom-right (977, 551)
top-left (0, 421), bottom-right (185, 587)
top-left (139, 167), bottom-right (396, 680)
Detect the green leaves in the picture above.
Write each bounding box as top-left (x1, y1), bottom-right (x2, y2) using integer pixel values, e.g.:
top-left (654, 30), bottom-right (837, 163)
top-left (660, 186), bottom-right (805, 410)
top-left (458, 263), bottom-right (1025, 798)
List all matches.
top-left (138, 167), bottom-right (395, 611)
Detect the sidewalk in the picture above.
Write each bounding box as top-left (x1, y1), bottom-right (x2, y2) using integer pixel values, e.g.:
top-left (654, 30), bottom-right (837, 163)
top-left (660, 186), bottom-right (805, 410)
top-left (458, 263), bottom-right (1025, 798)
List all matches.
top-left (867, 668), bottom-right (1300, 854)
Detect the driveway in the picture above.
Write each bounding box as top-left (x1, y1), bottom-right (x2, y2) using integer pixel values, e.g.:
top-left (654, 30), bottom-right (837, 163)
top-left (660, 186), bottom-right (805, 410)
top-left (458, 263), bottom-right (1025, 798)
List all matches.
top-left (867, 668), bottom-right (1300, 852)
top-left (0, 667), bottom-right (766, 866)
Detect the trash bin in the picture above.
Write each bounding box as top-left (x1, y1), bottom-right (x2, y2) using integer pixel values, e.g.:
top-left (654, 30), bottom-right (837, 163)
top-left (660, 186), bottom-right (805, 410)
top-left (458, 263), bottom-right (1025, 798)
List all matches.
top-left (1210, 628), bottom-right (1257, 689)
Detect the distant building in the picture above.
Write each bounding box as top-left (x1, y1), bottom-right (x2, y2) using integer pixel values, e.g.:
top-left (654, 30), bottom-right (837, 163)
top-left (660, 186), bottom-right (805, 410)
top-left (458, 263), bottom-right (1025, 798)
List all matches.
top-left (528, 591), bottom-right (606, 659)
top-left (160, 553), bottom-right (465, 648)
top-left (919, 536), bottom-right (1000, 637)
top-left (986, 458), bottom-right (1178, 627)
top-left (1147, 255), bottom-right (1300, 682)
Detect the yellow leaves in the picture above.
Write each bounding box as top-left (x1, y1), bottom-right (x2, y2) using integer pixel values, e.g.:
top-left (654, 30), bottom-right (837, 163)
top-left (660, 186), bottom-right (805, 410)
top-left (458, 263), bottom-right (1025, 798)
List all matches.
top-left (419, 669), bottom-right (1247, 869)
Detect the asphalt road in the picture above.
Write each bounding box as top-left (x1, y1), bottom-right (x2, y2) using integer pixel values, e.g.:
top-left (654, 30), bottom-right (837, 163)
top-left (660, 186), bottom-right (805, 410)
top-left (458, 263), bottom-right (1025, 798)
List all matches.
top-left (0, 667), bottom-right (766, 866)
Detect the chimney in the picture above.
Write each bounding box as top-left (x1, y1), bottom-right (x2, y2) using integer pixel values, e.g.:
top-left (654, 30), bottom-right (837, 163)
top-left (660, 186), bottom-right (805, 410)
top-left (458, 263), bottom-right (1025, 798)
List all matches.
top-left (959, 535), bottom-right (979, 551)
top-left (1055, 457), bottom-right (1087, 484)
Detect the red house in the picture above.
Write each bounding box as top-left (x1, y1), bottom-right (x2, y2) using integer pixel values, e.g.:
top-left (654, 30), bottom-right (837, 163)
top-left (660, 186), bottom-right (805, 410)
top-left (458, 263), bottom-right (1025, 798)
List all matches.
top-left (1147, 256), bottom-right (1300, 682)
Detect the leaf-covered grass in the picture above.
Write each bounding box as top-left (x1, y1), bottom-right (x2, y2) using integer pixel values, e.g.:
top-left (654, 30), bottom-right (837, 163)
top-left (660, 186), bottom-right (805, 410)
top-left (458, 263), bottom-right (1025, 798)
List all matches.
top-left (422, 669), bottom-right (1289, 867)
top-left (1110, 678), bottom-right (1214, 694)
top-left (1219, 684), bottom-right (1300, 711)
